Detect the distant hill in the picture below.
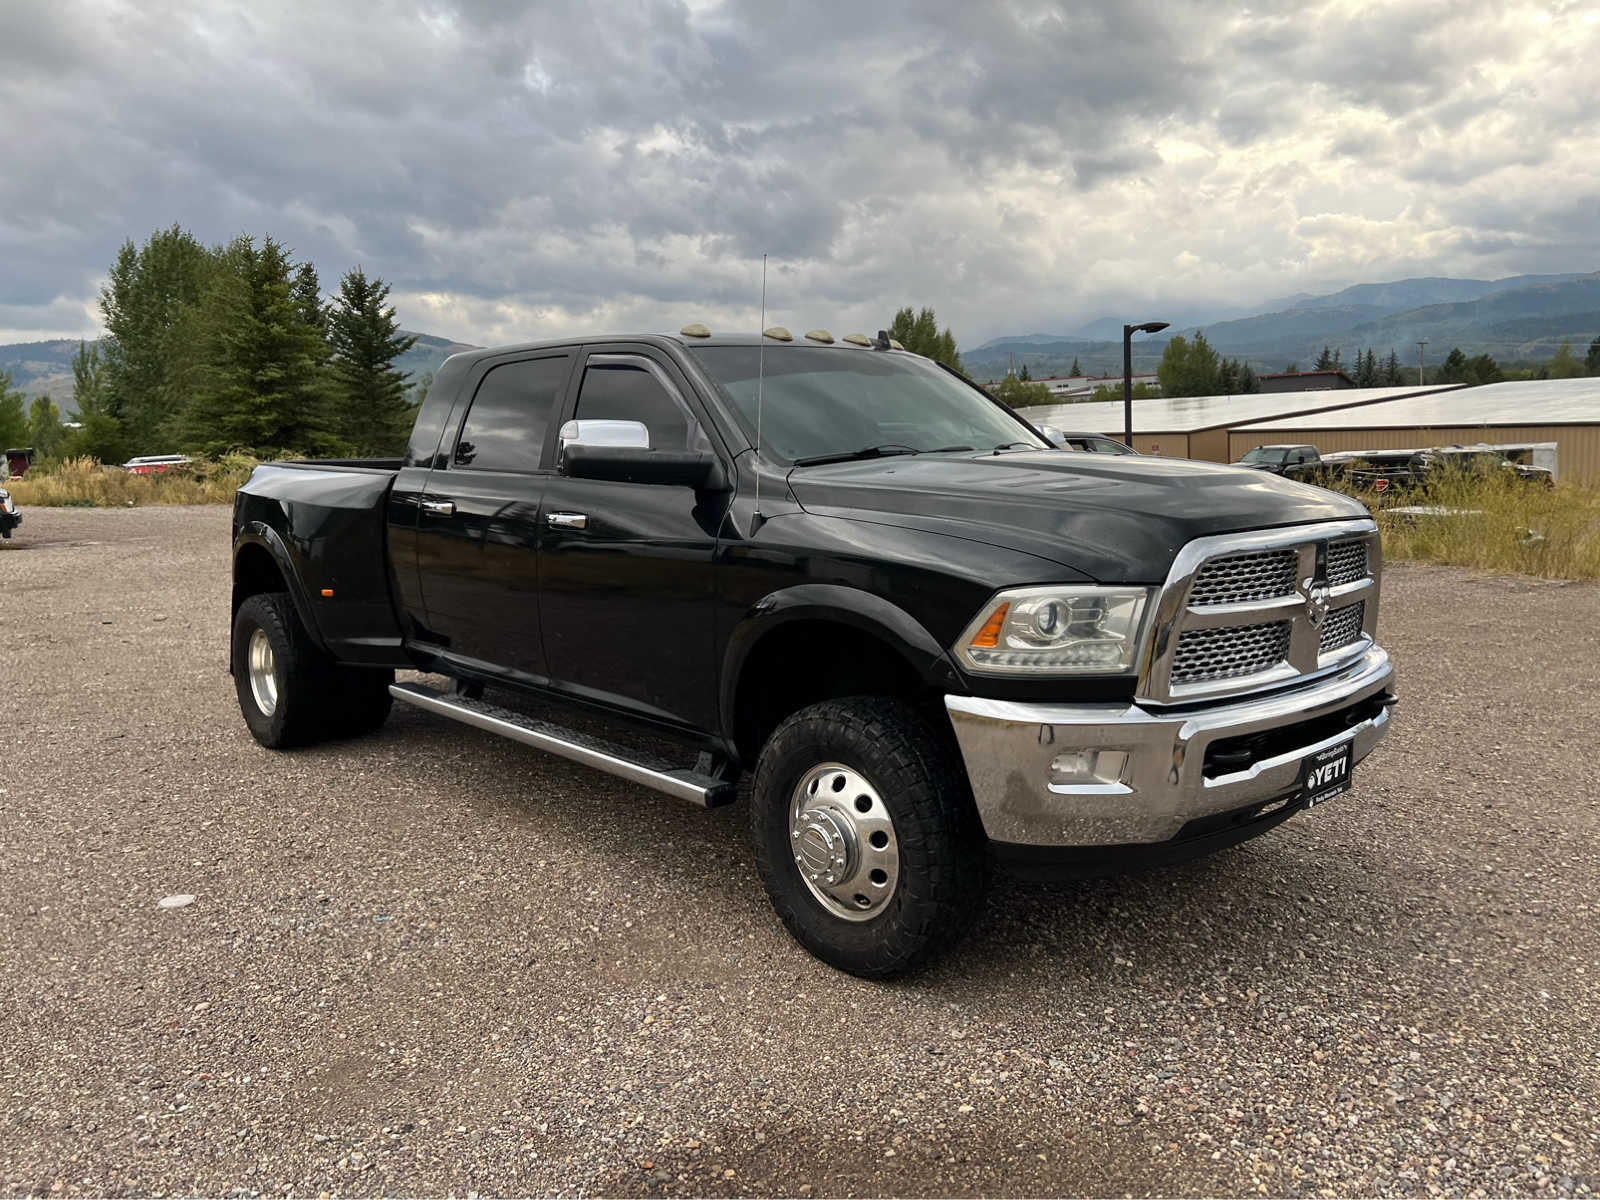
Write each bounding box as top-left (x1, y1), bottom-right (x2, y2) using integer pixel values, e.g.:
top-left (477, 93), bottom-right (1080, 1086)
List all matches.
top-left (970, 271), bottom-right (1600, 379)
top-left (0, 330), bottom-right (479, 416)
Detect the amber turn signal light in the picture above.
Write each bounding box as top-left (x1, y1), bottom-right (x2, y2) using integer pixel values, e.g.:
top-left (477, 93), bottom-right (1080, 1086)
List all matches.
top-left (969, 602), bottom-right (1009, 649)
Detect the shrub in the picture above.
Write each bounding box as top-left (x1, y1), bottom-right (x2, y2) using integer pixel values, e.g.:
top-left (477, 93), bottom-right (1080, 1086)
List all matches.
top-left (6, 454), bottom-right (262, 507)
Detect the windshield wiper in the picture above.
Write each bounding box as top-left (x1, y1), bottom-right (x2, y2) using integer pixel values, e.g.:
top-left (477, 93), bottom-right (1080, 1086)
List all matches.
top-left (992, 440), bottom-right (1037, 452)
top-left (792, 444), bottom-right (921, 467)
top-left (926, 444), bottom-right (976, 454)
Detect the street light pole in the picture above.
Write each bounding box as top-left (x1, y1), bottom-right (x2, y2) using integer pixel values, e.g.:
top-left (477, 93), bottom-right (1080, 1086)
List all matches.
top-left (1416, 341), bottom-right (1428, 386)
top-left (1123, 320), bottom-right (1170, 447)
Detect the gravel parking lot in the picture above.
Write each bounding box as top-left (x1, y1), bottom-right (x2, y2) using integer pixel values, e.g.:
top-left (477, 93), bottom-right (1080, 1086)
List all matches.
top-left (2, 505), bottom-right (1598, 1198)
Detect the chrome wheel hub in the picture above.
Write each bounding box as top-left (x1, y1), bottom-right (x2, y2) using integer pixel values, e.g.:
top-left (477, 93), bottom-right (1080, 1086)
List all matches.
top-left (789, 763), bottom-right (899, 922)
top-left (247, 628), bottom-right (279, 717)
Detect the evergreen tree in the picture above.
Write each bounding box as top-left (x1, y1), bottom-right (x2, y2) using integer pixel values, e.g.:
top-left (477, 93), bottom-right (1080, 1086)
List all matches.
top-left (1069, 356), bottom-right (1081, 376)
top-left (887, 306), bottom-right (964, 372)
top-left (1383, 350), bottom-right (1403, 385)
top-left (1239, 363), bottom-right (1260, 393)
top-left (1314, 345), bottom-right (1335, 371)
top-left (1587, 336), bottom-right (1600, 376)
top-left (1464, 353), bottom-right (1503, 386)
top-left (0, 372), bottom-right (27, 449)
top-left (1354, 348), bottom-right (1378, 387)
top-left (183, 235), bottom-right (338, 456)
top-left (1017, 363), bottom-right (1031, 381)
top-left (292, 262), bottom-right (326, 331)
top-left (1438, 347), bottom-right (1470, 383)
top-left (328, 267), bottom-right (417, 455)
top-left (99, 225), bottom-right (218, 450)
top-left (1218, 357), bottom-right (1241, 395)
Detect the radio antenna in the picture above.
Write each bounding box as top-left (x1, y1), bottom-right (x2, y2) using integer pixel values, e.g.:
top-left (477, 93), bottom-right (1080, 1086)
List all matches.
top-left (754, 253), bottom-right (767, 532)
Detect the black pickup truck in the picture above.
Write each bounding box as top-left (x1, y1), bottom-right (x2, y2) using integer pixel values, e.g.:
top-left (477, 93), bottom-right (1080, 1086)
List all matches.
top-left (231, 329), bottom-right (1396, 977)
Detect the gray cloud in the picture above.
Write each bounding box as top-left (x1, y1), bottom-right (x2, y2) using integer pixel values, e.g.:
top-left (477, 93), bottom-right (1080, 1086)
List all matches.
top-left (2, 0), bottom-right (1598, 347)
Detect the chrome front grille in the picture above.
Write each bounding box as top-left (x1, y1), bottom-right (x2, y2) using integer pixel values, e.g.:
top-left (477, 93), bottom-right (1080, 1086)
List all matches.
top-left (1139, 520), bottom-right (1381, 704)
top-left (1327, 539), bottom-right (1368, 587)
top-left (1188, 548), bottom-right (1298, 605)
top-left (1319, 601), bottom-right (1365, 654)
top-left (1172, 621), bottom-right (1292, 684)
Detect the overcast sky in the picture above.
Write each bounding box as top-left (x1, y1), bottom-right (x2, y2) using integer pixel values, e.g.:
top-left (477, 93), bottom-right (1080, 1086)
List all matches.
top-left (3, 0), bottom-right (1598, 349)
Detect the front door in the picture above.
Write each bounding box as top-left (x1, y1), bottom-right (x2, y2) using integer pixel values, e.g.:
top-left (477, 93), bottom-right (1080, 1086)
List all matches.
top-left (413, 350), bottom-right (573, 681)
top-left (537, 349), bottom-right (730, 730)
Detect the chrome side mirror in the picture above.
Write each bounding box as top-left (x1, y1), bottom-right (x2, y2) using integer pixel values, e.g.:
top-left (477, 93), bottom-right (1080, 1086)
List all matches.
top-left (557, 418), bottom-right (651, 450)
top-left (1038, 423), bottom-right (1067, 448)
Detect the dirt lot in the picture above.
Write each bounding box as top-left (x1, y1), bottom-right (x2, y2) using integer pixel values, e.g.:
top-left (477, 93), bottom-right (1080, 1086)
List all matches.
top-left (2, 506), bottom-right (1597, 1197)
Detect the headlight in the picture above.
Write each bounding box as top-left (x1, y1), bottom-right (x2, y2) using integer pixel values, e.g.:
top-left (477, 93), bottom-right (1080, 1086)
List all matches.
top-left (955, 585), bottom-right (1153, 675)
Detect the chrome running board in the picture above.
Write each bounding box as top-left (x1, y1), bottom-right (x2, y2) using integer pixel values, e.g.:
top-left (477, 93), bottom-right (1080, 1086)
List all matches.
top-left (389, 682), bottom-right (737, 808)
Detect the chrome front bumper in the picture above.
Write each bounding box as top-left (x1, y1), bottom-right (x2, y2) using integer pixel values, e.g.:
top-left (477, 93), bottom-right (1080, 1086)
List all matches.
top-left (945, 646), bottom-right (1395, 848)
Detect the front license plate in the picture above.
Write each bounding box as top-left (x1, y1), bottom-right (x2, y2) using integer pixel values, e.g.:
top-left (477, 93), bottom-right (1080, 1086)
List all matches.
top-left (1301, 741), bottom-right (1354, 808)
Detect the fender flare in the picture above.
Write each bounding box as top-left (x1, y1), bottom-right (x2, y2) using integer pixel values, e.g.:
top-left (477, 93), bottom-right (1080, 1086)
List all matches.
top-left (718, 583), bottom-right (962, 749)
top-left (231, 522), bottom-right (329, 657)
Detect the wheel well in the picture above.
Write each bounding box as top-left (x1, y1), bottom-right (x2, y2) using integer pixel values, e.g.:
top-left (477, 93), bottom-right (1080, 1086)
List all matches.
top-left (233, 542), bottom-right (288, 619)
top-left (731, 621), bottom-right (939, 765)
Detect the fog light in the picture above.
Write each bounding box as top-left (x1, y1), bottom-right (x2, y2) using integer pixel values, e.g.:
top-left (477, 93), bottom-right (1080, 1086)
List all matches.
top-left (1049, 749), bottom-right (1129, 787)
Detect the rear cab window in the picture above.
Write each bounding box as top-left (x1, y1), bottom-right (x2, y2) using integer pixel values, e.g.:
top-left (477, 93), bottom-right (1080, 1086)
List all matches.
top-left (453, 354), bottom-right (571, 473)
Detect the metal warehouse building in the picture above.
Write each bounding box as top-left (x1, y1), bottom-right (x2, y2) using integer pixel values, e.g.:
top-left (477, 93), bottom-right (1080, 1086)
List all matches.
top-left (1229, 377), bottom-right (1600, 485)
top-left (1016, 383), bottom-right (1464, 461)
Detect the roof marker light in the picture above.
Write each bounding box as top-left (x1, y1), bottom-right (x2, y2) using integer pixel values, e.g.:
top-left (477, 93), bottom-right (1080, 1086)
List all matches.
top-left (679, 323), bottom-right (711, 338)
top-left (804, 329), bottom-right (834, 343)
top-left (888, 338), bottom-right (905, 351)
top-left (841, 333), bottom-right (872, 346)
top-left (763, 326), bottom-right (793, 342)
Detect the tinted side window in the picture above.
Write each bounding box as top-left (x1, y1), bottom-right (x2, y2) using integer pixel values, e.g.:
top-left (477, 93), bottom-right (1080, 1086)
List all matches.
top-left (573, 363), bottom-right (700, 450)
top-left (455, 356), bottom-right (569, 472)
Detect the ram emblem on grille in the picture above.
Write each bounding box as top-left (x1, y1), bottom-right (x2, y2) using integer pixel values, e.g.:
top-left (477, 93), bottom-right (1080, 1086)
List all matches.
top-left (1298, 576), bottom-right (1331, 629)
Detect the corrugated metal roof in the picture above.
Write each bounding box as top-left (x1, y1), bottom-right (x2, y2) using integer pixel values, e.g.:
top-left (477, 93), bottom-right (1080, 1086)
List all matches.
top-left (1015, 383), bottom-right (1464, 434)
top-left (1234, 377), bottom-right (1600, 431)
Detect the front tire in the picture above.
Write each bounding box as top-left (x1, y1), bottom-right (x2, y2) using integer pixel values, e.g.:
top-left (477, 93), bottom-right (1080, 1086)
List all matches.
top-left (751, 697), bottom-right (988, 979)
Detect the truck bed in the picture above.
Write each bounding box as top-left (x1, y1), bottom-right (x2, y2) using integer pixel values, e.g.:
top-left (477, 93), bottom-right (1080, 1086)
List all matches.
top-left (233, 460), bottom-right (407, 665)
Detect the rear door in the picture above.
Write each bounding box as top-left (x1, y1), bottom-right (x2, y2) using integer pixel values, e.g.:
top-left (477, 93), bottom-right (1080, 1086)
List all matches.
top-left (412, 349), bottom-right (575, 681)
top-left (536, 346), bottom-right (730, 730)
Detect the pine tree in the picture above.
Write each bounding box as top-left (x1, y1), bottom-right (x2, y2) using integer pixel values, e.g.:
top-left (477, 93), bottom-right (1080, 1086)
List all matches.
top-left (328, 267), bottom-right (417, 455)
top-left (1070, 356), bottom-right (1081, 376)
top-left (184, 236), bottom-right (338, 456)
top-left (1314, 345), bottom-right (1335, 371)
top-left (1239, 363), bottom-right (1260, 393)
top-left (27, 398), bottom-right (66, 457)
top-left (1383, 351), bottom-right (1403, 385)
top-left (1438, 347), bottom-right (1470, 383)
top-left (292, 262), bottom-right (327, 332)
top-left (887, 306), bottom-right (964, 372)
top-left (1018, 363), bottom-right (1031, 381)
top-left (1587, 336), bottom-right (1600, 376)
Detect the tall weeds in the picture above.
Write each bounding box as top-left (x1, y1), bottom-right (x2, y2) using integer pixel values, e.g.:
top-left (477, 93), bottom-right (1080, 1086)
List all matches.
top-left (1330, 471), bottom-right (1600, 581)
top-left (6, 454), bottom-right (261, 507)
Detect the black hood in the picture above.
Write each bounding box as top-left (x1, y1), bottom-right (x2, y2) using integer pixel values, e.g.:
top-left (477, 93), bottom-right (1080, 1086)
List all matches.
top-left (787, 451), bottom-right (1368, 583)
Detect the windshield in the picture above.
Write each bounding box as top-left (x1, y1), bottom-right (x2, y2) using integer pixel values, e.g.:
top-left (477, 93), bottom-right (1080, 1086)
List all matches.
top-left (1242, 447), bottom-right (1290, 464)
top-left (688, 346), bottom-right (1046, 463)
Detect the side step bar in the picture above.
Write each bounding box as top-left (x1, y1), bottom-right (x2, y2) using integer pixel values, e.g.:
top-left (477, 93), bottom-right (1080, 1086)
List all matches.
top-left (389, 682), bottom-right (738, 808)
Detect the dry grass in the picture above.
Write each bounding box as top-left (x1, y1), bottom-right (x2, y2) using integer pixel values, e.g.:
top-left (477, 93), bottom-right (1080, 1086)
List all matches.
top-left (6, 454), bottom-right (261, 507)
top-left (1330, 471), bottom-right (1600, 581)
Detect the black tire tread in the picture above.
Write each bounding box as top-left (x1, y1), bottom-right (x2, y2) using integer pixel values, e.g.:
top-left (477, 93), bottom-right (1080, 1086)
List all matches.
top-left (751, 695), bottom-right (988, 979)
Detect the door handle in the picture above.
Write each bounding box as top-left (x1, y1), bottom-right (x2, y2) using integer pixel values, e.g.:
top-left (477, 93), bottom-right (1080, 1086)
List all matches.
top-left (547, 512), bottom-right (588, 529)
top-left (420, 499), bottom-right (455, 517)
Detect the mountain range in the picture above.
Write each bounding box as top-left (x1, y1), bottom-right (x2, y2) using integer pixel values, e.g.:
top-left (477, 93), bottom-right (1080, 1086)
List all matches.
top-left (0, 331), bottom-right (479, 414)
top-left (965, 272), bottom-right (1600, 379)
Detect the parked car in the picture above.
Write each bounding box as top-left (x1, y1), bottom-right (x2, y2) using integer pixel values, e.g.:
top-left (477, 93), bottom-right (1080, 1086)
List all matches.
top-left (4, 447), bottom-right (34, 478)
top-left (229, 328), bottom-right (1395, 978)
top-left (1048, 430), bottom-right (1138, 455)
top-left (124, 455), bottom-right (193, 476)
top-left (0, 485), bottom-right (21, 538)
top-left (1424, 446), bottom-right (1554, 486)
top-left (1231, 443), bottom-right (1329, 481)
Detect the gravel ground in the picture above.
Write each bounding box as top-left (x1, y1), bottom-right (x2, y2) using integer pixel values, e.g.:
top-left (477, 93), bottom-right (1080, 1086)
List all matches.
top-left (2, 505), bottom-right (1598, 1198)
